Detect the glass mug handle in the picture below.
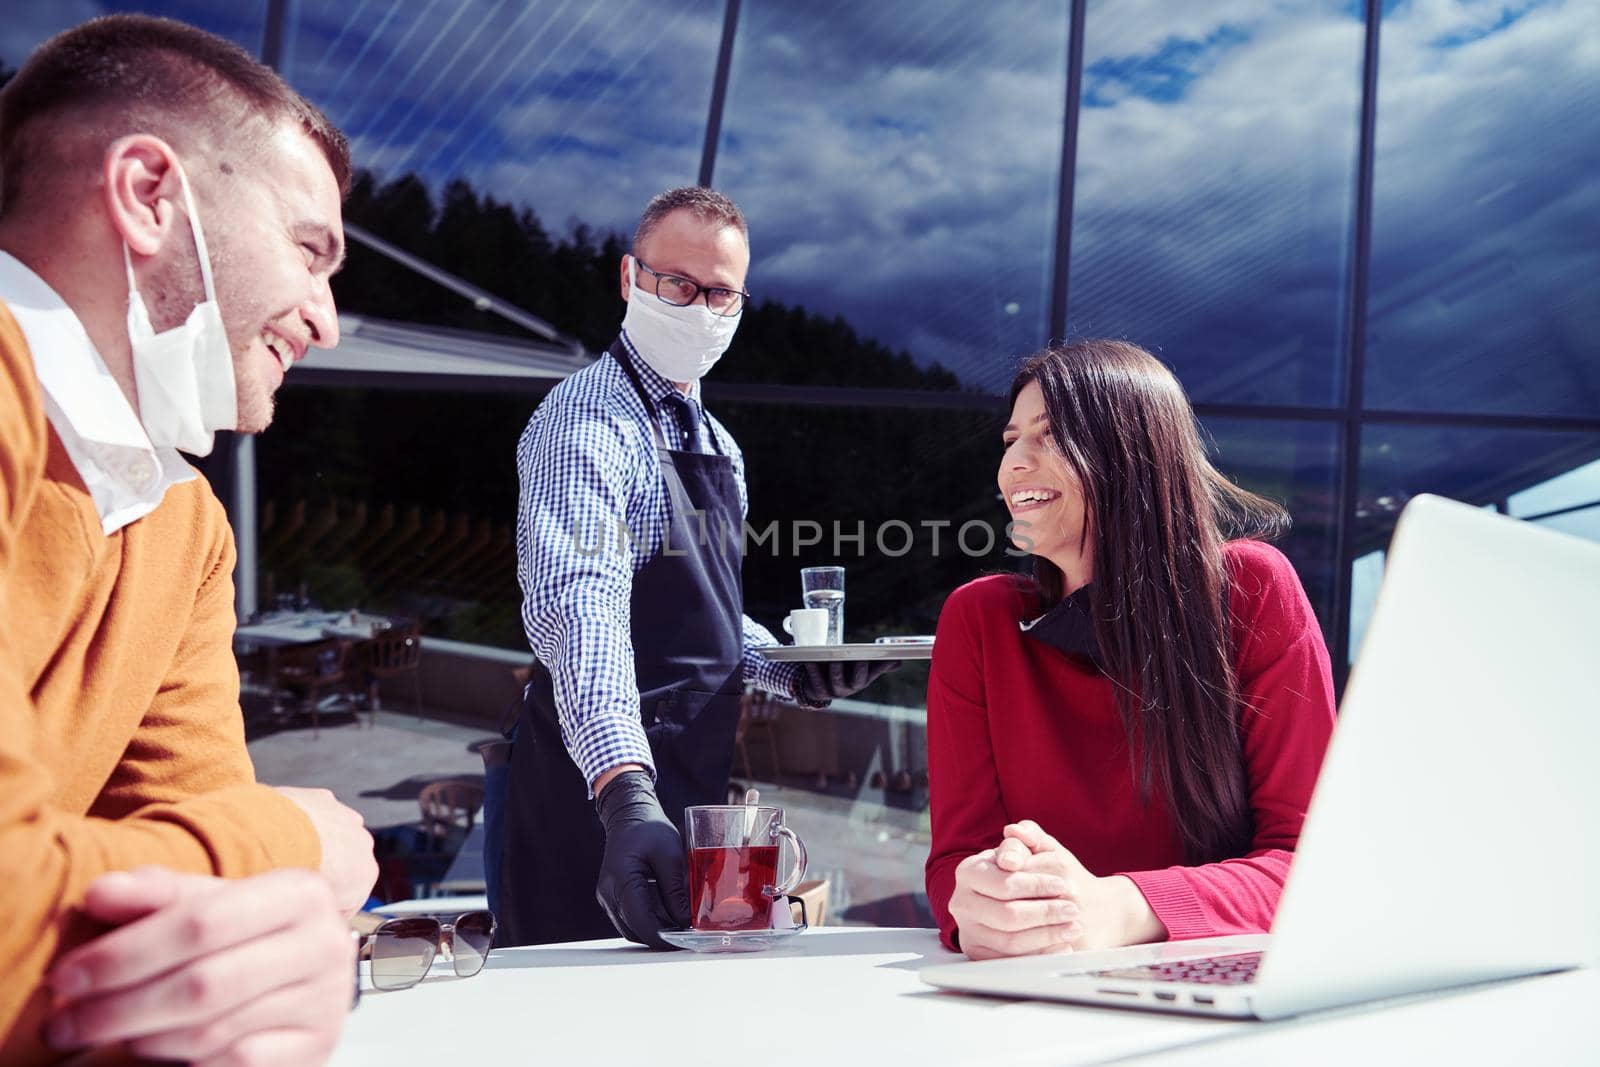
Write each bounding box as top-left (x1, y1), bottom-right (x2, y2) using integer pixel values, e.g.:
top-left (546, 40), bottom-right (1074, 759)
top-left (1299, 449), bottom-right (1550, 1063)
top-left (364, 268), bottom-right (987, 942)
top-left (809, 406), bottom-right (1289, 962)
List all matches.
top-left (771, 825), bottom-right (808, 897)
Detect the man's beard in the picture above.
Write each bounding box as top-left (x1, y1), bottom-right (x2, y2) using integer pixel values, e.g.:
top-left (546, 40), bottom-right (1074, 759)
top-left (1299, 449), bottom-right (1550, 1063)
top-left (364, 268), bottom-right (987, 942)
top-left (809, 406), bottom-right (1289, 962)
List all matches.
top-left (233, 358), bottom-right (276, 434)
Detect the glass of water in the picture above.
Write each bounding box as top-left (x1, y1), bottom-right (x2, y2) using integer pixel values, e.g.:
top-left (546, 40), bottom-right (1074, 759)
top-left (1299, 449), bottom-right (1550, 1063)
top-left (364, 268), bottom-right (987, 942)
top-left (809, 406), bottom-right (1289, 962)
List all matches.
top-left (800, 566), bottom-right (845, 644)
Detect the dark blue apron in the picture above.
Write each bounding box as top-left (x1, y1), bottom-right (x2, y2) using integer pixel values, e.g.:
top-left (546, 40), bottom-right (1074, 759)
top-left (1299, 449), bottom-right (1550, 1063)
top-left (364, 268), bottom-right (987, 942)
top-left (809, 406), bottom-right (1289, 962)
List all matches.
top-left (490, 340), bottom-right (745, 946)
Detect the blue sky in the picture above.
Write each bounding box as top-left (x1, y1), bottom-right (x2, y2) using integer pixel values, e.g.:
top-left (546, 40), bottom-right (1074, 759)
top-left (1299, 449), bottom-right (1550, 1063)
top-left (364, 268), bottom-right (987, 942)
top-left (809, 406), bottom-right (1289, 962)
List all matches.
top-left (3, 0), bottom-right (1594, 415)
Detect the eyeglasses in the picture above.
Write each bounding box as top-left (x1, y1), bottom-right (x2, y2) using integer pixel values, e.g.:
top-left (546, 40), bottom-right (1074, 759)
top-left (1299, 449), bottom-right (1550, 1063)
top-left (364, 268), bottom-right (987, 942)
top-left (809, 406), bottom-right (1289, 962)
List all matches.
top-left (634, 258), bottom-right (749, 317)
top-left (359, 911), bottom-right (496, 992)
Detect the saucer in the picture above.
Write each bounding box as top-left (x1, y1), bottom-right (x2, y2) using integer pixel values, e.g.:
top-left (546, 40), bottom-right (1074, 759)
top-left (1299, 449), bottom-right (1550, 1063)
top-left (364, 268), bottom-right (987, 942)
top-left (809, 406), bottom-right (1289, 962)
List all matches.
top-left (757, 643), bottom-right (931, 663)
top-left (658, 923), bottom-right (807, 954)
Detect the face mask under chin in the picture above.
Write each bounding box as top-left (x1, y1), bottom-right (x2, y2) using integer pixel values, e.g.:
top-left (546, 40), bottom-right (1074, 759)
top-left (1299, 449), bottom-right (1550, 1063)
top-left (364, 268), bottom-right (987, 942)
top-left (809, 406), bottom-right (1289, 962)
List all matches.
top-left (124, 161), bottom-right (237, 456)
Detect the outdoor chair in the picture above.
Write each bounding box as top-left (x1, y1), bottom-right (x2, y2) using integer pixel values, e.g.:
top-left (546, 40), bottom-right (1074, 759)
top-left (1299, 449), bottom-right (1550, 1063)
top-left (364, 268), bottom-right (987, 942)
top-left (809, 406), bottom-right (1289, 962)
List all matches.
top-left (234, 641), bottom-right (268, 690)
top-left (734, 688), bottom-right (782, 783)
top-left (354, 620), bottom-right (423, 725)
top-left (789, 878), bottom-right (829, 928)
top-left (273, 638), bottom-right (352, 738)
top-left (371, 824), bottom-right (451, 904)
top-left (418, 779), bottom-right (484, 854)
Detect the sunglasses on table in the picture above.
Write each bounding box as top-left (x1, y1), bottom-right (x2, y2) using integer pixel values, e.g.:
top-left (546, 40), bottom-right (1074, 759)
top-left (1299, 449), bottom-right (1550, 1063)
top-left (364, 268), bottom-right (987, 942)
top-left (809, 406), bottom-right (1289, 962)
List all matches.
top-left (358, 911), bottom-right (497, 993)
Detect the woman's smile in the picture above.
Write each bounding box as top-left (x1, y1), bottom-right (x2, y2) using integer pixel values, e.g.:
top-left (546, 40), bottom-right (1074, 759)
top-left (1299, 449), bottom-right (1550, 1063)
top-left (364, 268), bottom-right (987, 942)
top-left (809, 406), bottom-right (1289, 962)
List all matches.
top-left (1006, 485), bottom-right (1062, 515)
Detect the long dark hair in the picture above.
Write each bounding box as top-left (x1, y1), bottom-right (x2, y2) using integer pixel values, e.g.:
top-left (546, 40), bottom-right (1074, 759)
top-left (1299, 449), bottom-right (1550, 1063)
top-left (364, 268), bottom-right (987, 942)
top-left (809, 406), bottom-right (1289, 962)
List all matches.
top-left (1010, 340), bottom-right (1289, 864)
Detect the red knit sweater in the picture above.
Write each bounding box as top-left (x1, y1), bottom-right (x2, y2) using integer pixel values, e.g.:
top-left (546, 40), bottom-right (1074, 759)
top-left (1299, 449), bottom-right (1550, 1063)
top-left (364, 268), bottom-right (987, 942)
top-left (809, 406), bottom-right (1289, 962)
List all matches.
top-left (925, 539), bottom-right (1336, 951)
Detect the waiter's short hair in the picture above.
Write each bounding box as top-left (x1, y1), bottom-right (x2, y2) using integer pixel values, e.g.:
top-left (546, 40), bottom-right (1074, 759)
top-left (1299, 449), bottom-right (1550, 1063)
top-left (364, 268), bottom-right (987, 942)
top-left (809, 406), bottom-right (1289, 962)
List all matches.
top-left (0, 14), bottom-right (351, 214)
top-left (633, 187), bottom-right (747, 254)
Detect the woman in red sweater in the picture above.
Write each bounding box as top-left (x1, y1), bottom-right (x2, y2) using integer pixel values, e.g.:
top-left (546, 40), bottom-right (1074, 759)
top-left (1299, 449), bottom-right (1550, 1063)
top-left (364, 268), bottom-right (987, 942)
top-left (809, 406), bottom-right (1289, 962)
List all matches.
top-left (925, 340), bottom-right (1336, 960)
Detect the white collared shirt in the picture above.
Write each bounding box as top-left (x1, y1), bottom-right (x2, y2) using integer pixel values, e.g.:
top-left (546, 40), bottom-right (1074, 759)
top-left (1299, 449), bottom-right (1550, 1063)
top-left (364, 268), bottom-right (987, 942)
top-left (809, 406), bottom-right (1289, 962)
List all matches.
top-left (0, 251), bottom-right (195, 535)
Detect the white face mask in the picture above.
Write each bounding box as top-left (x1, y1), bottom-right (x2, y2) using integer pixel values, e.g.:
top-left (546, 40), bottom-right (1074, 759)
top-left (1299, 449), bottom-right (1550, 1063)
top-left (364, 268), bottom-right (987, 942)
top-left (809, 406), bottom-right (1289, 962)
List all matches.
top-left (621, 257), bottom-right (741, 383)
top-left (124, 163), bottom-right (236, 457)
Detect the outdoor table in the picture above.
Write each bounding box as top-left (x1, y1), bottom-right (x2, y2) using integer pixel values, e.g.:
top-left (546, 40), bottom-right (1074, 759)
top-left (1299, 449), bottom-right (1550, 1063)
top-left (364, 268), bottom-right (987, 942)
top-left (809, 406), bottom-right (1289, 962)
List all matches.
top-left (372, 894), bottom-right (487, 918)
top-left (235, 610), bottom-right (396, 647)
top-left (328, 927), bottom-right (1599, 1066)
top-left (233, 611), bottom-right (396, 713)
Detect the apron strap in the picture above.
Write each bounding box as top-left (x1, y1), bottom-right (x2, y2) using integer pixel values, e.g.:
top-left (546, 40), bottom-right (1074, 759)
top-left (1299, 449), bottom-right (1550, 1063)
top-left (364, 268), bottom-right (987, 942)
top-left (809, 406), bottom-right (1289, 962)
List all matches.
top-left (612, 342), bottom-right (727, 458)
top-left (612, 344), bottom-right (728, 544)
top-left (612, 343), bottom-right (670, 451)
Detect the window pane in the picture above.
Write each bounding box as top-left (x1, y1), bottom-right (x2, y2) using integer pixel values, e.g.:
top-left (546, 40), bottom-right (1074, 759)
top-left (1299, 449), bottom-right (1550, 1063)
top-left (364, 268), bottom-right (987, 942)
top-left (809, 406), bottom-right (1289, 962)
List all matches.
top-left (719, 393), bottom-right (1016, 928)
top-left (1508, 457), bottom-right (1600, 521)
top-left (284, 0), bottom-right (721, 237)
top-left (714, 0), bottom-right (1069, 391)
top-left (1201, 417), bottom-right (1341, 646)
top-left (257, 385), bottom-right (532, 649)
top-left (1347, 547), bottom-right (1386, 668)
top-left (1348, 424), bottom-right (1600, 659)
top-left (1525, 505), bottom-right (1600, 544)
top-left (1365, 0), bottom-right (1600, 416)
top-left (723, 398), bottom-right (1012, 702)
top-left (1066, 1), bottom-right (1364, 406)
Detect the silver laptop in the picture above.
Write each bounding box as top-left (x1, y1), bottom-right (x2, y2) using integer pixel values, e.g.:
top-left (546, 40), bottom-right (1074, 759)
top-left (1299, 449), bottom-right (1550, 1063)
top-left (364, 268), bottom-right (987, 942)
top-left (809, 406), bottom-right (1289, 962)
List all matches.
top-left (922, 494), bottom-right (1600, 1019)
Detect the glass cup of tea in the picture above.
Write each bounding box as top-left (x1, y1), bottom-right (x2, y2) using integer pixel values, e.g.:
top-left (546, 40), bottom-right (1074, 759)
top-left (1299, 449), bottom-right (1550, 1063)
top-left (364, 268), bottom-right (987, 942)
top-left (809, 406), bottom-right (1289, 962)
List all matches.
top-left (684, 805), bottom-right (808, 932)
top-left (799, 566), bottom-right (845, 644)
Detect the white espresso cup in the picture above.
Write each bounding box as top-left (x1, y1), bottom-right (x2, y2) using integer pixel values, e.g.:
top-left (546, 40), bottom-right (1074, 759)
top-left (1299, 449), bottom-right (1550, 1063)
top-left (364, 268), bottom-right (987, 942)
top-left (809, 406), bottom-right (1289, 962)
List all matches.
top-left (782, 608), bottom-right (830, 646)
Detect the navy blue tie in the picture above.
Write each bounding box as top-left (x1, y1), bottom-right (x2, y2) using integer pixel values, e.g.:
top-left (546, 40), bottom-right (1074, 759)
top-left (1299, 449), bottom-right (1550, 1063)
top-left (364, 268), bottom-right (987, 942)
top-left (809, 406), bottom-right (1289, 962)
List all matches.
top-left (664, 392), bottom-right (701, 451)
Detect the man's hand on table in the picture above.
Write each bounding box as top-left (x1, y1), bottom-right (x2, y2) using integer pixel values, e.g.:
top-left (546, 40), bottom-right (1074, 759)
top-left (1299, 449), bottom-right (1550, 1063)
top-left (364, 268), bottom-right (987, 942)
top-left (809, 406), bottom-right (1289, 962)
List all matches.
top-left (274, 785), bottom-right (378, 916)
top-left (45, 866), bottom-right (355, 1066)
top-left (593, 768), bottom-right (691, 949)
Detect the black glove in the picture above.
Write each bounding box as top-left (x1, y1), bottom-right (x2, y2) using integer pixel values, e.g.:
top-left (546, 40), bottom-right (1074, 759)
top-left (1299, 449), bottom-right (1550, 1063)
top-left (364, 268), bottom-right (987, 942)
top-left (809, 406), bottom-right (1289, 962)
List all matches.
top-left (594, 770), bottom-right (691, 949)
top-left (792, 659), bottom-right (901, 708)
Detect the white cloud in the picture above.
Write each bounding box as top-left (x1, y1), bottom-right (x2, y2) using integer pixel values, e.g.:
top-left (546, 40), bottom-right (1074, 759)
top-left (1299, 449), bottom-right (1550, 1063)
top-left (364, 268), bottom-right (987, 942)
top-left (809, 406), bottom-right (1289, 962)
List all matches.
top-left (32, 0), bottom-right (1561, 408)
top-left (285, 0), bottom-right (723, 236)
top-left (710, 1), bottom-right (1073, 379)
top-left (1044, 0), bottom-right (1597, 414)
top-left (1361, 0), bottom-right (1600, 412)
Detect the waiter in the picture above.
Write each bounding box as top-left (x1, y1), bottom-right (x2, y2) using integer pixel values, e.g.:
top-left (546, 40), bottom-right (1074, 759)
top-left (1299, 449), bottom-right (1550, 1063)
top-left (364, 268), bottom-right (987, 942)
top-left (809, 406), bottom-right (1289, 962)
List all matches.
top-left (498, 188), bottom-right (892, 948)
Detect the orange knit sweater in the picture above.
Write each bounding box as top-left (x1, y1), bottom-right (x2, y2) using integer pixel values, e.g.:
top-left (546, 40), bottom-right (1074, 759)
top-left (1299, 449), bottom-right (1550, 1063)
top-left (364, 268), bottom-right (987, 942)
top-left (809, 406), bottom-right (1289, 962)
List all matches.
top-left (0, 301), bottom-right (321, 1063)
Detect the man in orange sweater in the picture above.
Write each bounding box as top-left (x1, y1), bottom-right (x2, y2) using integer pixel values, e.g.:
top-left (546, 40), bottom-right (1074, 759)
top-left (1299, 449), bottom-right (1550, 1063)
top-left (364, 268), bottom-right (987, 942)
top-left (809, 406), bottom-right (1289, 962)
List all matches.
top-left (0, 15), bottom-right (377, 1065)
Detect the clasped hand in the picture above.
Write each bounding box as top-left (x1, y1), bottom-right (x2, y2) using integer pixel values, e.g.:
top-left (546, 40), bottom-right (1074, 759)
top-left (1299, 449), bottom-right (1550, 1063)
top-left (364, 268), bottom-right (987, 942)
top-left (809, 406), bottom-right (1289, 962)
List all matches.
top-left (948, 820), bottom-right (1161, 960)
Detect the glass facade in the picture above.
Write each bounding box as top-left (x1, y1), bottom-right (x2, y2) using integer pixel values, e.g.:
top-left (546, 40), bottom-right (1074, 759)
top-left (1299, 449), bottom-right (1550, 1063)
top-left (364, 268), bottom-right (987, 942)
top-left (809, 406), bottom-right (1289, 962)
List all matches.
top-left (1348, 423), bottom-right (1600, 656)
top-left (1508, 457), bottom-right (1600, 541)
top-left (284, 0), bottom-right (721, 238)
top-left (715, 0), bottom-right (1069, 391)
top-left (1068, 0), bottom-right (1364, 406)
top-left (5, 0), bottom-right (1595, 926)
top-left (254, 385), bottom-right (533, 649)
top-left (1365, 0), bottom-right (1600, 417)
top-left (1201, 417), bottom-right (1342, 628)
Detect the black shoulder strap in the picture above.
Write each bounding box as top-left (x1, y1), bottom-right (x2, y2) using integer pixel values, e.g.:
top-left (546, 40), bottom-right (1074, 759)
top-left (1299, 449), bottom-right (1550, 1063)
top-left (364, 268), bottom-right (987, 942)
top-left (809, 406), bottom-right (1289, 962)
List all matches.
top-left (609, 338), bottom-right (669, 451)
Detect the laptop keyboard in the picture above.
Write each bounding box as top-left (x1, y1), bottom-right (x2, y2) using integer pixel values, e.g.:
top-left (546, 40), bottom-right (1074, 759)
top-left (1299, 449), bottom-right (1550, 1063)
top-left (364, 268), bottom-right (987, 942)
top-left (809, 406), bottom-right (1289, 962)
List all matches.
top-left (1089, 951), bottom-right (1263, 986)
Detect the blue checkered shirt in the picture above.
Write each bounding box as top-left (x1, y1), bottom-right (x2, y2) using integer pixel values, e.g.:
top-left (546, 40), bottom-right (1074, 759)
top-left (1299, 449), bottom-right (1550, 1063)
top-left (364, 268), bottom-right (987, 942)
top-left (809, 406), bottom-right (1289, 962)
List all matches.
top-left (516, 331), bottom-right (802, 793)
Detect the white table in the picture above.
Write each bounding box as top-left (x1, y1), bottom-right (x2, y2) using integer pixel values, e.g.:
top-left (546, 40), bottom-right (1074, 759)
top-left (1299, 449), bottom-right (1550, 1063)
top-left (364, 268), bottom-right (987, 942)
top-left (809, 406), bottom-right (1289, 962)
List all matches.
top-left (1115, 966), bottom-right (1600, 1065)
top-left (234, 611), bottom-right (397, 713)
top-left (328, 928), bottom-right (1600, 1066)
top-left (371, 894), bottom-right (488, 917)
top-left (235, 611), bottom-right (396, 647)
